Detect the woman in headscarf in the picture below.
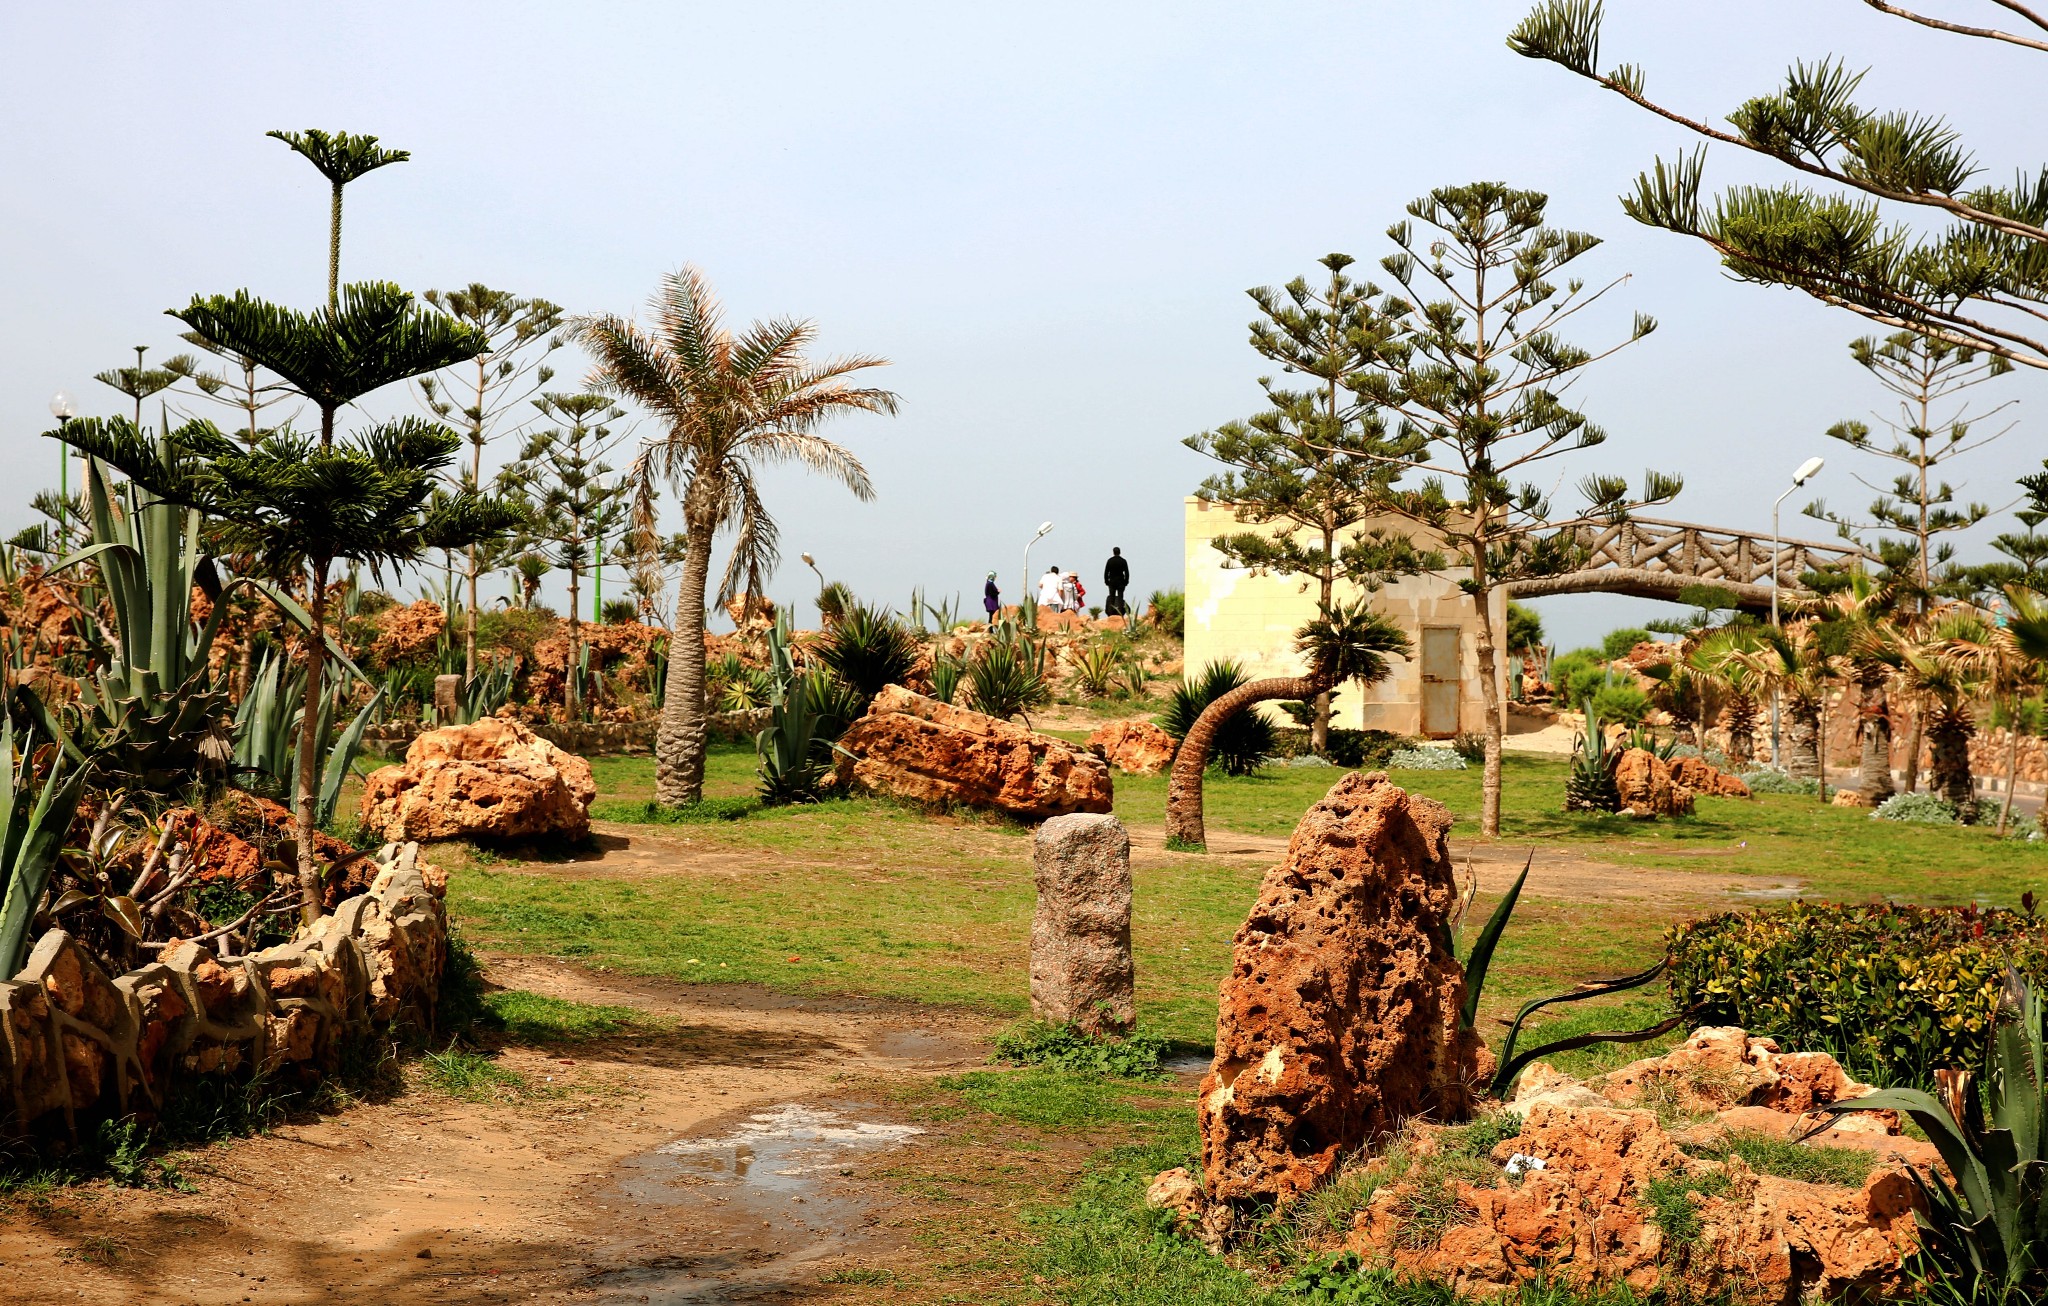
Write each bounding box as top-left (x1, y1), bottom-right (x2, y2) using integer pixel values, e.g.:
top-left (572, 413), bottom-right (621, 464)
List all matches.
top-left (983, 571), bottom-right (1001, 623)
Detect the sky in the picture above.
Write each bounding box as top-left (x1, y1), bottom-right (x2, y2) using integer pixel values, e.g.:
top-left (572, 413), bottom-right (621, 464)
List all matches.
top-left (2, 1), bottom-right (2044, 649)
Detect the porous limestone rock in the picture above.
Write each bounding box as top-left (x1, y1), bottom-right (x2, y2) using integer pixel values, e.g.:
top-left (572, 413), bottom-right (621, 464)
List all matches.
top-left (1030, 814), bottom-right (1134, 1035)
top-left (359, 716), bottom-right (596, 842)
top-left (1199, 772), bottom-right (1486, 1204)
top-left (1670, 754), bottom-right (1753, 799)
top-left (1832, 788), bottom-right (1874, 808)
top-left (1084, 718), bottom-right (1176, 776)
top-left (831, 685), bottom-right (1112, 819)
top-left (1344, 1028), bottom-right (1928, 1300)
top-left (1615, 748), bottom-right (1696, 818)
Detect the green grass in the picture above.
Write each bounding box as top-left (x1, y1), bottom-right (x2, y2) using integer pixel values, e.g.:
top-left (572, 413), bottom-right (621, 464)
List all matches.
top-left (1643, 1168), bottom-right (1731, 1248)
top-left (939, 1069), bottom-right (1184, 1130)
top-left (1684, 1129), bottom-right (1875, 1188)
top-left (482, 990), bottom-right (654, 1044)
top-left (417, 1049), bottom-right (539, 1103)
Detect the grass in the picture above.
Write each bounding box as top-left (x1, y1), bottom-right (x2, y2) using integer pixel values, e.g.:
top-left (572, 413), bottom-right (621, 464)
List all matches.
top-left (1685, 1129), bottom-right (1875, 1188)
top-left (1643, 1168), bottom-right (1732, 1249)
top-left (482, 989), bottom-right (654, 1044)
top-left (417, 1048), bottom-right (543, 1103)
top-left (992, 1021), bottom-right (1174, 1079)
top-left (938, 1069), bottom-right (1184, 1131)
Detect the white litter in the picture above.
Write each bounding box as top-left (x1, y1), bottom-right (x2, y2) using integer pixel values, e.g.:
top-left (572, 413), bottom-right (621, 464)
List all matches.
top-left (1504, 1152), bottom-right (1548, 1178)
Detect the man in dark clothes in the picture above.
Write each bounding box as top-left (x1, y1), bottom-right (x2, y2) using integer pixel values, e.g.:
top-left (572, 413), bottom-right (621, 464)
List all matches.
top-left (1103, 547), bottom-right (1130, 616)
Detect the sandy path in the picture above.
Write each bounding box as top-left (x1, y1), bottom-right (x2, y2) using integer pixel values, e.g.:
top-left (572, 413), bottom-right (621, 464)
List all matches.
top-left (0, 960), bottom-right (996, 1306)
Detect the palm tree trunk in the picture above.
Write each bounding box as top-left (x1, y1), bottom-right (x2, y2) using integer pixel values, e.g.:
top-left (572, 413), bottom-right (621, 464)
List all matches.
top-left (1858, 675), bottom-right (1894, 802)
top-left (1726, 694), bottom-right (1756, 765)
top-left (1930, 711), bottom-right (1975, 818)
top-left (1166, 674), bottom-right (1319, 849)
top-left (293, 556), bottom-right (332, 922)
top-left (1901, 707), bottom-right (1924, 793)
top-left (1785, 700), bottom-right (1822, 780)
top-left (655, 515), bottom-right (715, 806)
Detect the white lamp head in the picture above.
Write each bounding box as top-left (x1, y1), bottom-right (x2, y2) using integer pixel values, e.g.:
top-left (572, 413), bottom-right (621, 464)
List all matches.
top-left (800, 552), bottom-right (815, 567)
top-left (48, 390), bottom-right (75, 421)
top-left (1792, 456), bottom-right (1825, 486)
top-left (1035, 521), bottom-right (1054, 538)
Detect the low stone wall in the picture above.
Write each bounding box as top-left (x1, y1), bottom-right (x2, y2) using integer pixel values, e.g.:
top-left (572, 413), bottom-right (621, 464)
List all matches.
top-left (0, 843), bottom-right (445, 1140)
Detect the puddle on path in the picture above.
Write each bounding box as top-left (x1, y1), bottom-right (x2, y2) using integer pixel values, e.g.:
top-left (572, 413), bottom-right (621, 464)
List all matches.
top-left (589, 1103), bottom-right (924, 1304)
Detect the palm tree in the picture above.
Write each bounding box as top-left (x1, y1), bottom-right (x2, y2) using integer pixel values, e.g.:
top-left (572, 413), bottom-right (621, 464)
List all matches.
top-left (1935, 589), bottom-right (2048, 834)
top-left (1719, 621), bottom-right (1835, 782)
top-left (575, 268), bottom-right (898, 806)
top-left (1810, 574), bottom-right (1907, 802)
top-left (1889, 608), bottom-right (1993, 818)
top-left (1690, 628), bottom-right (1765, 765)
top-left (1164, 600), bottom-right (1410, 849)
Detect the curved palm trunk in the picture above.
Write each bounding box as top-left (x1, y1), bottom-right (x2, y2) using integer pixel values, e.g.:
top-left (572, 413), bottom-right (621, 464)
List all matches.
top-left (1858, 674), bottom-right (1894, 802)
top-left (1165, 674), bottom-right (1319, 849)
top-left (655, 514), bottom-right (715, 806)
top-left (293, 557), bottom-right (332, 923)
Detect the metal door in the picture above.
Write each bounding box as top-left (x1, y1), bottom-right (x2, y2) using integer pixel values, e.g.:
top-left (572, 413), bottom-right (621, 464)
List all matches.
top-left (1420, 626), bottom-right (1460, 738)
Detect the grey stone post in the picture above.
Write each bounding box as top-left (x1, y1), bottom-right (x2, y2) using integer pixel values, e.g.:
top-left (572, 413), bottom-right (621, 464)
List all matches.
top-left (1030, 813), bottom-right (1134, 1035)
top-left (433, 673), bottom-right (461, 726)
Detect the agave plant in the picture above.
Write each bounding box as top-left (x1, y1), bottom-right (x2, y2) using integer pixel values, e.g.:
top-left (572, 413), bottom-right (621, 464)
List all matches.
top-left (1564, 702), bottom-right (1622, 812)
top-left (928, 653), bottom-right (964, 706)
top-left (460, 657), bottom-right (518, 725)
top-left (1117, 652), bottom-right (1151, 700)
top-left (815, 602), bottom-right (921, 708)
top-left (1070, 641), bottom-right (1122, 699)
top-left (756, 671), bottom-right (831, 805)
top-left (0, 709), bottom-right (98, 974)
top-left (968, 637), bottom-right (1051, 723)
top-left (1824, 973), bottom-right (2048, 1305)
top-left (232, 648), bottom-right (384, 824)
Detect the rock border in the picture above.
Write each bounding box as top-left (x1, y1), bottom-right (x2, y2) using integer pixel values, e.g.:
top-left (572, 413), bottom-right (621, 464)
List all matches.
top-left (0, 842), bottom-right (445, 1141)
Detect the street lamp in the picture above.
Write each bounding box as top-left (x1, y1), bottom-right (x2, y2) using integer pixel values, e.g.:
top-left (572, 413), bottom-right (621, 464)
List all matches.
top-left (1021, 521), bottom-right (1053, 613)
top-left (48, 391), bottom-right (76, 536)
top-left (1768, 455), bottom-right (1825, 766)
top-left (801, 551), bottom-right (826, 591)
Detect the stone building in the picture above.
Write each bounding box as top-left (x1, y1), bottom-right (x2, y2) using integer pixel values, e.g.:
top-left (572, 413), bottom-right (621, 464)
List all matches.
top-left (1182, 496), bottom-right (1504, 738)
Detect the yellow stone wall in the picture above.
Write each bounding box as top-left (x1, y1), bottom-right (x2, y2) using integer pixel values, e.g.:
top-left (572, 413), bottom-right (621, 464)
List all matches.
top-left (1182, 496), bottom-right (1505, 736)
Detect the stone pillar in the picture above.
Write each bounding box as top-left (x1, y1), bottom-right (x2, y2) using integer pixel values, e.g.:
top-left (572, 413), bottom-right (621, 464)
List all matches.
top-left (1030, 813), bottom-right (1134, 1035)
top-left (433, 674), bottom-right (461, 726)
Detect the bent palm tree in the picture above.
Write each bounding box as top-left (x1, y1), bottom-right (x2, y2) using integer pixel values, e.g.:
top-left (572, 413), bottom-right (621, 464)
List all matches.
top-left (1164, 601), bottom-right (1410, 848)
top-left (577, 268), bottom-right (898, 806)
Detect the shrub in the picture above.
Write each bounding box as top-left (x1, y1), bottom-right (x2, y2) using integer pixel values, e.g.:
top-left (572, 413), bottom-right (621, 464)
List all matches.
top-left (1667, 901), bottom-right (2048, 1088)
top-left (1589, 681), bottom-right (1650, 726)
top-left (1388, 746), bottom-right (1468, 771)
top-left (601, 598), bottom-right (638, 625)
top-left (1159, 661), bottom-right (1274, 777)
top-left (1549, 648), bottom-right (1607, 706)
top-left (1872, 791), bottom-right (1959, 824)
top-left (1146, 589), bottom-right (1185, 639)
top-left (1740, 766), bottom-right (1820, 796)
top-left (475, 606), bottom-right (555, 660)
top-left (813, 603), bottom-right (920, 706)
top-left (991, 1021), bottom-right (1171, 1080)
top-left (1506, 601), bottom-right (1544, 653)
top-left (1600, 626), bottom-right (1654, 660)
top-left (967, 636), bottom-right (1051, 722)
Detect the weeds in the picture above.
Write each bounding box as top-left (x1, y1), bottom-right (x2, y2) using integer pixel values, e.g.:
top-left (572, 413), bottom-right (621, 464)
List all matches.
top-left (818, 1267), bottom-right (895, 1285)
top-left (418, 1048), bottom-right (539, 1103)
top-left (1643, 1168), bottom-right (1731, 1250)
top-left (992, 1021), bottom-right (1172, 1080)
top-left (1682, 1129), bottom-right (1873, 1188)
top-left (591, 796), bottom-right (760, 824)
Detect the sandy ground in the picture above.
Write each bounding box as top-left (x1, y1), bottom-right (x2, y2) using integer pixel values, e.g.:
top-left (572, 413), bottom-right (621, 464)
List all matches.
top-left (0, 961), bottom-right (997, 1306)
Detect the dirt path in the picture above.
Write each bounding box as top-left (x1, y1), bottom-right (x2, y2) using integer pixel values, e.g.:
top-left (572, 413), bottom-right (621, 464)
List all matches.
top-left (0, 962), bottom-right (1000, 1306)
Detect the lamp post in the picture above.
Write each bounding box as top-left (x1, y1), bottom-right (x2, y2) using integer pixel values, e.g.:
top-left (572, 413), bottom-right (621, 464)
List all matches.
top-left (800, 551), bottom-right (825, 591)
top-left (1021, 521), bottom-right (1053, 620)
top-left (48, 391), bottom-right (76, 539)
top-left (1768, 456), bottom-right (1826, 766)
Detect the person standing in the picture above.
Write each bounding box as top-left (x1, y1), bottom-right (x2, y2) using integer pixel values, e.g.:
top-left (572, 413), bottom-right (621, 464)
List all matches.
top-left (1058, 569), bottom-right (1080, 614)
top-left (983, 571), bottom-right (1001, 624)
top-left (1103, 547), bottom-right (1130, 616)
top-left (1037, 565), bottom-right (1064, 612)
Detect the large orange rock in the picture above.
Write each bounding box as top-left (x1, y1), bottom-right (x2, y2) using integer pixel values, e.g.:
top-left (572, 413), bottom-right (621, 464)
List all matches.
top-left (359, 716), bottom-right (596, 842)
top-left (1085, 718), bottom-right (1176, 776)
top-left (1200, 772), bottom-right (1486, 1204)
top-left (1671, 754), bottom-right (1752, 798)
top-left (831, 686), bottom-right (1112, 819)
top-left (1615, 748), bottom-right (1695, 817)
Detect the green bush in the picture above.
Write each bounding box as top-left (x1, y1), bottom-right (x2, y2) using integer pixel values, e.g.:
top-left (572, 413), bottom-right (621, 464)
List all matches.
top-left (1741, 767), bottom-right (1820, 796)
top-left (1667, 902), bottom-right (2048, 1088)
top-left (992, 1021), bottom-right (1171, 1080)
top-left (1506, 601), bottom-right (1545, 653)
top-left (1871, 791), bottom-right (1958, 824)
top-left (1147, 589), bottom-right (1185, 639)
top-left (1549, 649), bottom-right (1608, 707)
top-left (1588, 681), bottom-right (1649, 727)
top-left (1600, 627), bottom-right (1654, 660)
top-left (476, 607), bottom-right (556, 661)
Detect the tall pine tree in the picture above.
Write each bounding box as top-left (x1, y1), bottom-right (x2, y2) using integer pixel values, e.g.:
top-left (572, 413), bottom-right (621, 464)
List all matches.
top-left (1186, 254), bottom-right (1440, 753)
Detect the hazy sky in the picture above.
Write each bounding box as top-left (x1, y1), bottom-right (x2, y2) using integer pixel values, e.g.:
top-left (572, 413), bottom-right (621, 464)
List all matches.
top-left (3, 1), bottom-right (2043, 648)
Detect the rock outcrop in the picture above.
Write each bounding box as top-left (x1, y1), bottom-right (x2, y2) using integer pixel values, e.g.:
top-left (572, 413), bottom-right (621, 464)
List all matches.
top-left (1615, 749), bottom-right (1696, 818)
top-left (831, 686), bottom-right (1112, 819)
top-left (1085, 718), bottom-right (1177, 776)
top-left (1340, 1028), bottom-right (1929, 1301)
top-left (1200, 772), bottom-right (1486, 1204)
top-left (1670, 754), bottom-right (1752, 799)
top-left (1030, 814), bottom-right (1134, 1035)
top-left (360, 716), bottom-right (596, 842)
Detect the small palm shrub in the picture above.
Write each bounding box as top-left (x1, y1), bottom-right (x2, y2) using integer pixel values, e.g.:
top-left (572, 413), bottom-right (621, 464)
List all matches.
top-left (601, 598), bottom-right (639, 625)
top-left (1159, 661), bottom-right (1274, 777)
top-left (815, 603), bottom-right (920, 707)
top-left (1872, 791), bottom-right (1959, 824)
top-left (815, 581), bottom-right (854, 628)
top-left (967, 638), bottom-right (1050, 722)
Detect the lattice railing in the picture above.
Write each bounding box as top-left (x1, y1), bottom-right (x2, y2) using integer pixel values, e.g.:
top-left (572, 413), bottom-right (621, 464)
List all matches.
top-left (1547, 517), bottom-right (1871, 589)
